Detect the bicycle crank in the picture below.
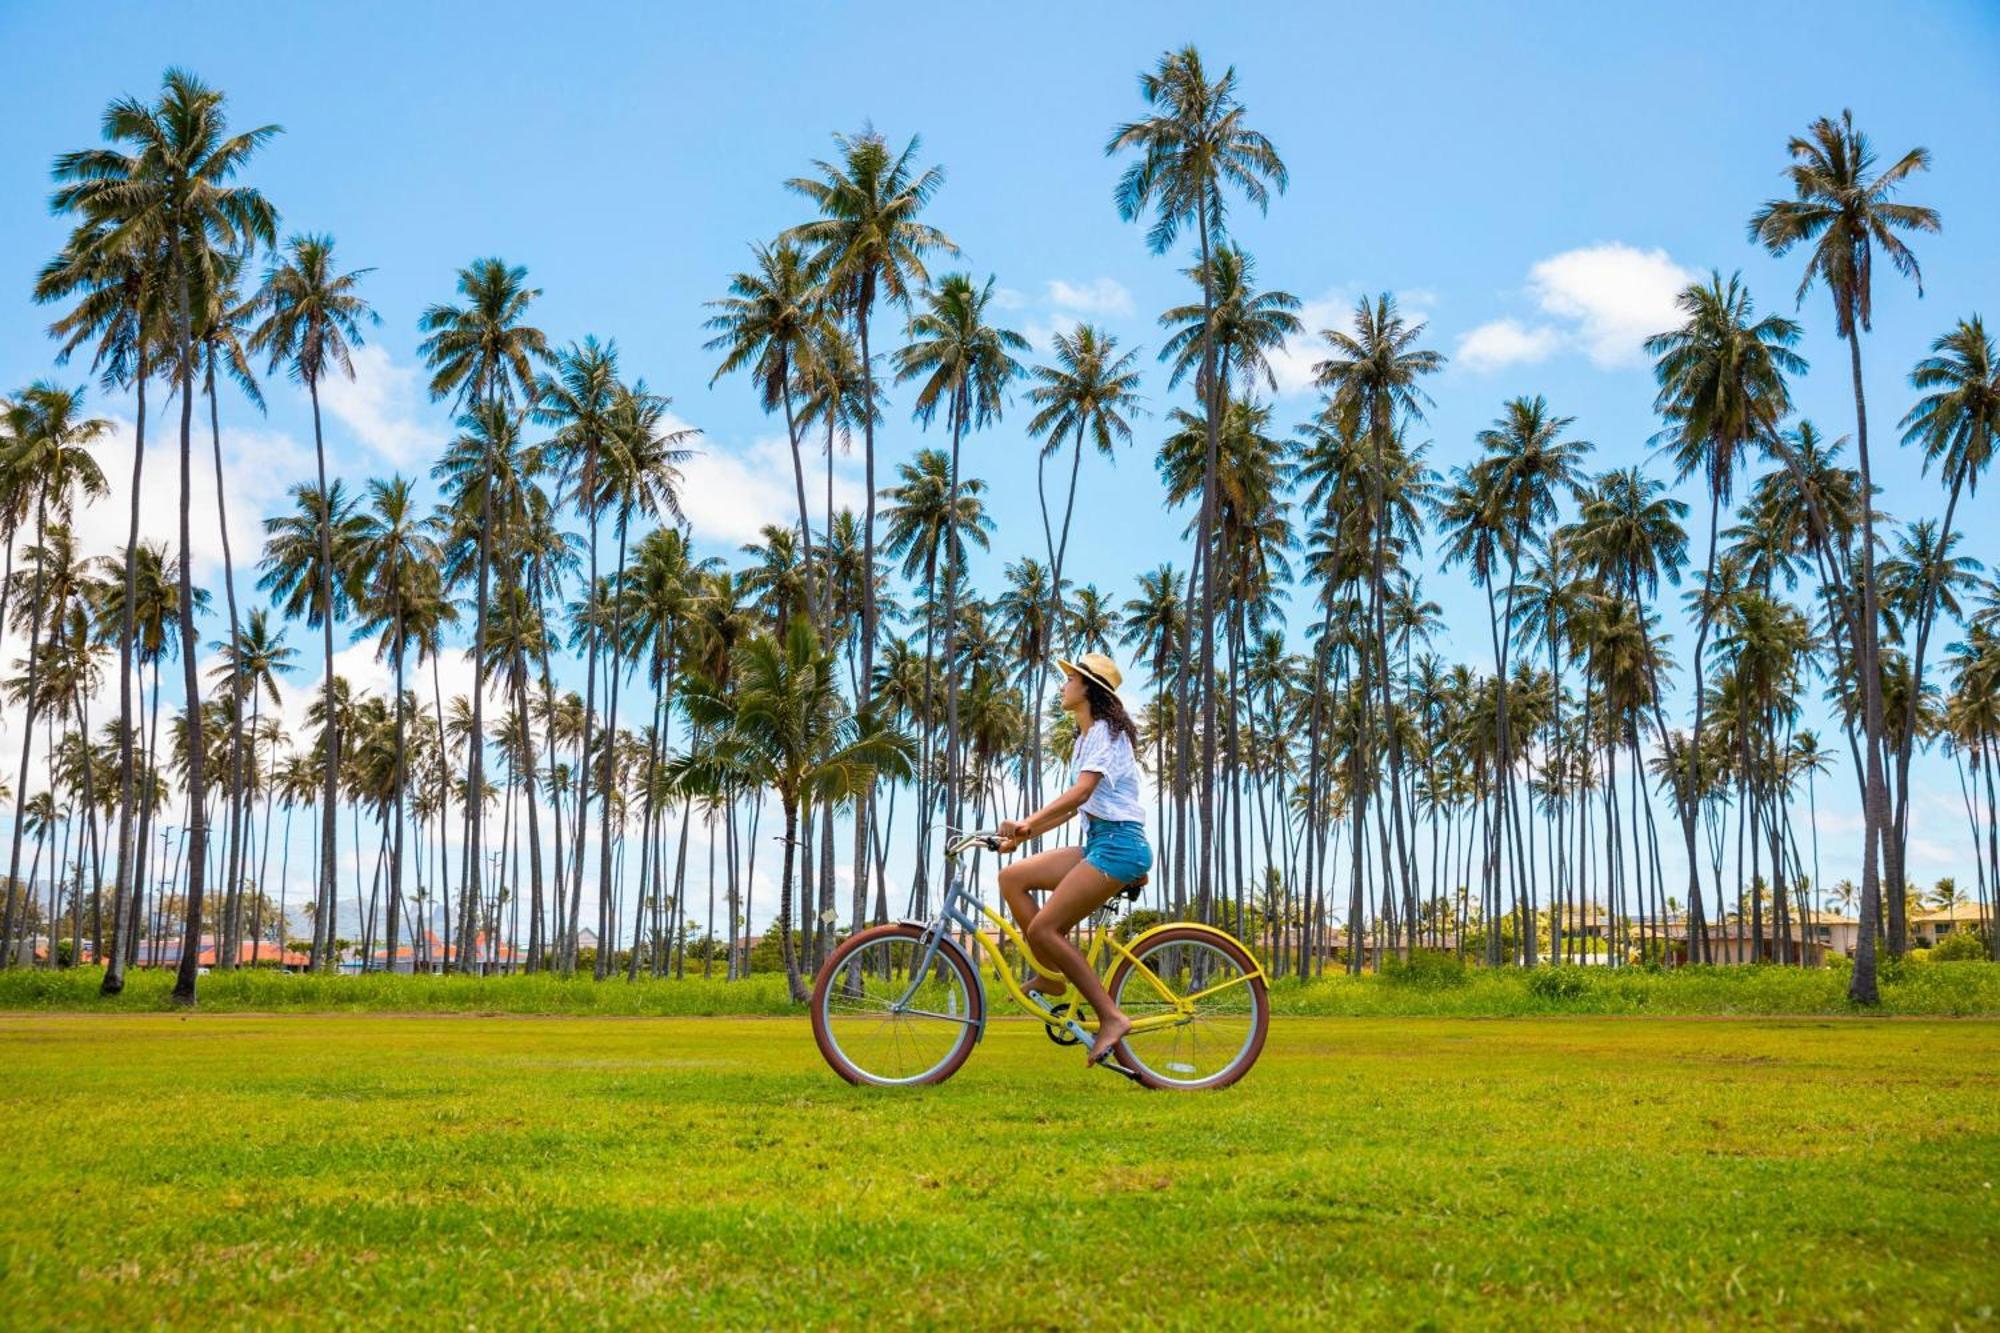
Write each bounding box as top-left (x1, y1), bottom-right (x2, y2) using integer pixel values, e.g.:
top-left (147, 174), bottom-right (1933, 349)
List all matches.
top-left (1042, 1002), bottom-right (1081, 1047)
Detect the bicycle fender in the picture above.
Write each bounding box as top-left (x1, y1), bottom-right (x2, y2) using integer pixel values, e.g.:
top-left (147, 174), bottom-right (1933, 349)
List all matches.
top-left (896, 921), bottom-right (990, 1044)
top-left (1123, 921), bottom-right (1268, 981)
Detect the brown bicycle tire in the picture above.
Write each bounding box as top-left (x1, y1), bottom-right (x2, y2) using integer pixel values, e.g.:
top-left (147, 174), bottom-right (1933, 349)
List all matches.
top-left (810, 923), bottom-right (984, 1087)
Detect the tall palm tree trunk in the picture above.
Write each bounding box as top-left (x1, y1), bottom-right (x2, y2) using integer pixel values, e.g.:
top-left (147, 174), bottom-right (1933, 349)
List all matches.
top-left (566, 502), bottom-right (602, 974)
top-left (939, 402), bottom-right (971, 905)
top-left (1847, 325), bottom-right (1893, 996)
top-left (777, 793), bottom-right (804, 1002)
top-left (387, 621), bottom-right (407, 973)
top-left (206, 361), bottom-right (249, 969)
top-left (1192, 209), bottom-right (1220, 925)
top-left (305, 378), bottom-right (340, 972)
top-left (171, 277), bottom-right (212, 1004)
top-left (850, 288), bottom-right (880, 979)
top-left (459, 475), bottom-right (496, 972)
top-left (594, 513), bottom-right (634, 980)
top-left (514, 649), bottom-right (546, 972)
top-left (780, 383), bottom-right (822, 622)
top-left (2, 496), bottom-right (50, 969)
top-left (1887, 478), bottom-right (1967, 952)
top-left (101, 354), bottom-right (149, 995)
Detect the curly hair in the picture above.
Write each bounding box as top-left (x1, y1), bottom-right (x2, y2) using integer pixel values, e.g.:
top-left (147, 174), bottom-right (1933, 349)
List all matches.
top-left (1081, 674), bottom-right (1140, 750)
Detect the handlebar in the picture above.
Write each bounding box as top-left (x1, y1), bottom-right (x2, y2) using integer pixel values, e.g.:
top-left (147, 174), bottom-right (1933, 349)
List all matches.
top-left (943, 829), bottom-right (1004, 859)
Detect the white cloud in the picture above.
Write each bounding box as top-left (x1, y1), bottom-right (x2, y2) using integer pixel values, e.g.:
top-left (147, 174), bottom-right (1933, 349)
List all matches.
top-left (315, 344), bottom-right (447, 469)
top-left (1526, 243), bottom-right (1695, 369)
top-left (991, 286), bottom-right (1029, 311)
top-left (678, 432), bottom-right (865, 551)
top-left (1456, 318), bottom-right (1563, 374)
top-left (1046, 277), bottom-right (1135, 318)
top-left (77, 414), bottom-right (314, 585)
top-left (1019, 317), bottom-right (1064, 358)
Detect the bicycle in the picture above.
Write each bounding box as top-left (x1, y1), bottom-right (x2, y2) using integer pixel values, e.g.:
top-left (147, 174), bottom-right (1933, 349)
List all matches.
top-left (809, 830), bottom-right (1270, 1089)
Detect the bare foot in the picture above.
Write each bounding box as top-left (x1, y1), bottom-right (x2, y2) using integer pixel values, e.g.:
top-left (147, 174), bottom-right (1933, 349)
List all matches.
top-left (1021, 973), bottom-right (1067, 1000)
top-left (1086, 1011), bottom-right (1133, 1066)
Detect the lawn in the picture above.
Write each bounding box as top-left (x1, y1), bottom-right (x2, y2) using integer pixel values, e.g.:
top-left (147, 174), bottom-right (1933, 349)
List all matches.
top-left (1, 1014), bottom-right (1994, 1327)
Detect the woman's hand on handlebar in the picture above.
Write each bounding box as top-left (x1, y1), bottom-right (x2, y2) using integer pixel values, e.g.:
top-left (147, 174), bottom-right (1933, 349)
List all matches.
top-left (996, 818), bottom-right (1029, 853)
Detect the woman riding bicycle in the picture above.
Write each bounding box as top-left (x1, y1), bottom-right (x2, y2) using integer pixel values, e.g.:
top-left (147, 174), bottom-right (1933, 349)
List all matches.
top-left (997, 651), bottom-right (1154, 1067)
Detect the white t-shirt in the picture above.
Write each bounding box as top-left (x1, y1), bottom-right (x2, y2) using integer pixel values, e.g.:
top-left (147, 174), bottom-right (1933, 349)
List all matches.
top-left (1073, 719), bottom-right (1146, 824)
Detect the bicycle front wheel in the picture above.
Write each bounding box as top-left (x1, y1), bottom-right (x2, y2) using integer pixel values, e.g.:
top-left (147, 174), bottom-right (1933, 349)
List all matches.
top-left (1107, 927), bottom-right (1269, 1090)
top-left (810, 924), bottom-right (983, 1087)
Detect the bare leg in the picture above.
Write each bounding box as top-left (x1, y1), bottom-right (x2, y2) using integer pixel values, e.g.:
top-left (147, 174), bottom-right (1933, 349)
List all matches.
top-left (998, 847), bottom-right (1082, 995)
top-left (1024, 859), bottom-right (1132, 1064)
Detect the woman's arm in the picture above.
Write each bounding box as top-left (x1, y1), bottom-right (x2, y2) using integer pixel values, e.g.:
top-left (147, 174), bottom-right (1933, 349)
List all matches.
top-left (999, 772), bottom-right (1100, 850)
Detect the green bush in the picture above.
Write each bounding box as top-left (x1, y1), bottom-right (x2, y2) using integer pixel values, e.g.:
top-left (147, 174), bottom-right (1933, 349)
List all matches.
top-left (1383, 948), bottom-right (1470, 990)
top-left (1929, 930), bottom-right (1988, 962)
top-left (748, 930), bottom-right (813, 975)
top-left (1526, 965), bottom-right (1591, 1002)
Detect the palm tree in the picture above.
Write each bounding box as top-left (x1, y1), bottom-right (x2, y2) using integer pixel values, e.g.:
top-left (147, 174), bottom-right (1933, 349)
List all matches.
top-left (54, 67), bottom-right (278, 1003)
top-left (1646, 272), bottom-right (1803, 971)
top-left (1026, 324), bottom-right (1146, 641)
top-left (251, 234), bottom-right (376, 976)
top-left (209, 608), bottom-right (295, 963)
top-left (1157, 244), bottom-right (1301, 404)
top-left (1109, 46), bottom-right (1287, 937)
top-left (0, 385), bottom-right (109, 968)
top-left (995, 557), bottom-right (1058, 802)
top-left (35, 202), bottom-right (162, 996)
top-left (195, 252), bottom-right (265, 968)
top-left (418, 257), bottom-right (549, 971)
top-left (786, 126), bottom-right (957, 934)
top-left (582, 383), bottom-right (693, 978)
top-left (1121, 563), bottom-right (1186, 904)
top-left (1474, 395), bottom-right (1590, 963)
top-left (619, 525), bottom-right (709, 973)
top-left (257, 481), bottom-right (366, 965)
top-left (91, 538), bottom-right (201, 967)
top-left (881, 446), bottom-right (995, 909)
top-left (1887, 316), bottom-right (2000, 938)
top-left (350, 477), bottom-right (442, 975)
top-left (5, 524), bottom-right (100, 970)
top-left (895, 273), bottom-right (1026, 898)
top-left (675, 619), bottom-right (912, 1001)
top-left (535, 337), bottom-right (623, 969)
top-left (705, 240), bottom-right (833, 618)
top-left (795, 324), bottom-right (878, 597)
top-left (1315, 295), bottom-right (1446, 958)
top-left (1157, 395), bottom-right (1293, 927)
top-left (1750, 110), bottom-right (1940, 989)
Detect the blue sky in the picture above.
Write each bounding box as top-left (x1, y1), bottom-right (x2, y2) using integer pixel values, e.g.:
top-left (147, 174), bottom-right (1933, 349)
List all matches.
top-left (2, 1), bottom-right (1997, 935)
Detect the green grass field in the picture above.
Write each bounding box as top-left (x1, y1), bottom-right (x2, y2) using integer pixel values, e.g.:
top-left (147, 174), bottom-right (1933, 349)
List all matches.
top-left (1, 1013), bottom-right (1994, 1327)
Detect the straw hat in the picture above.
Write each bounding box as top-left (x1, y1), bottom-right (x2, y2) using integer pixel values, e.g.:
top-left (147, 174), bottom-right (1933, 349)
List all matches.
top-left (1055, 651), bottom-right (1123, 694)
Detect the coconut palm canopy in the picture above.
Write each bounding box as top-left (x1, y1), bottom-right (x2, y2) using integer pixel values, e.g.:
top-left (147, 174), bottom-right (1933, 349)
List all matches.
top-left (0, 14), bottom-right (1998, 1006)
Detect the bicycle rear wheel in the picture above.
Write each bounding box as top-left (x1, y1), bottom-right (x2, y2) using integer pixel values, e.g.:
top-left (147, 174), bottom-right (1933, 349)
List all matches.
top-left (811, 924), bottom-right (983, 1086)
top-left (1106, 927), bottom-right (1268, 1090)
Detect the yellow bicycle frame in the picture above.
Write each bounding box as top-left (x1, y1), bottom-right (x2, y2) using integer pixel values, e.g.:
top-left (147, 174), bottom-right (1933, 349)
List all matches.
top-left (958, 899), bottom-right (1266, 1039)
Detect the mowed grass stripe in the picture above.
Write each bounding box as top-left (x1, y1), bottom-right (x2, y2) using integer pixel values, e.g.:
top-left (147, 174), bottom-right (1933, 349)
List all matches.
top-left (1, 1015), bottom-right (1993, 1327)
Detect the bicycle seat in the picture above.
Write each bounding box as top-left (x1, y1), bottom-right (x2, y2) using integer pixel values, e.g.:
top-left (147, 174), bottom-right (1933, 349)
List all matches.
top-left (1117, 873), bottom-right (1148, 902)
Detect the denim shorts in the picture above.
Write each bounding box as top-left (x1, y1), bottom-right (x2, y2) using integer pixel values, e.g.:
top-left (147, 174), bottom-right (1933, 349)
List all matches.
top-left (1082, 817), bottom-right (1153, 885)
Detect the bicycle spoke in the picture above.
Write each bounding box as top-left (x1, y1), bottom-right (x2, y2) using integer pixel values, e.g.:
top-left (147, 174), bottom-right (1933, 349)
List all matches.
top-left (1113, 937), bottom-right (1263, 1087)
top-left (818, 935), bottom-right (975, 1085)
